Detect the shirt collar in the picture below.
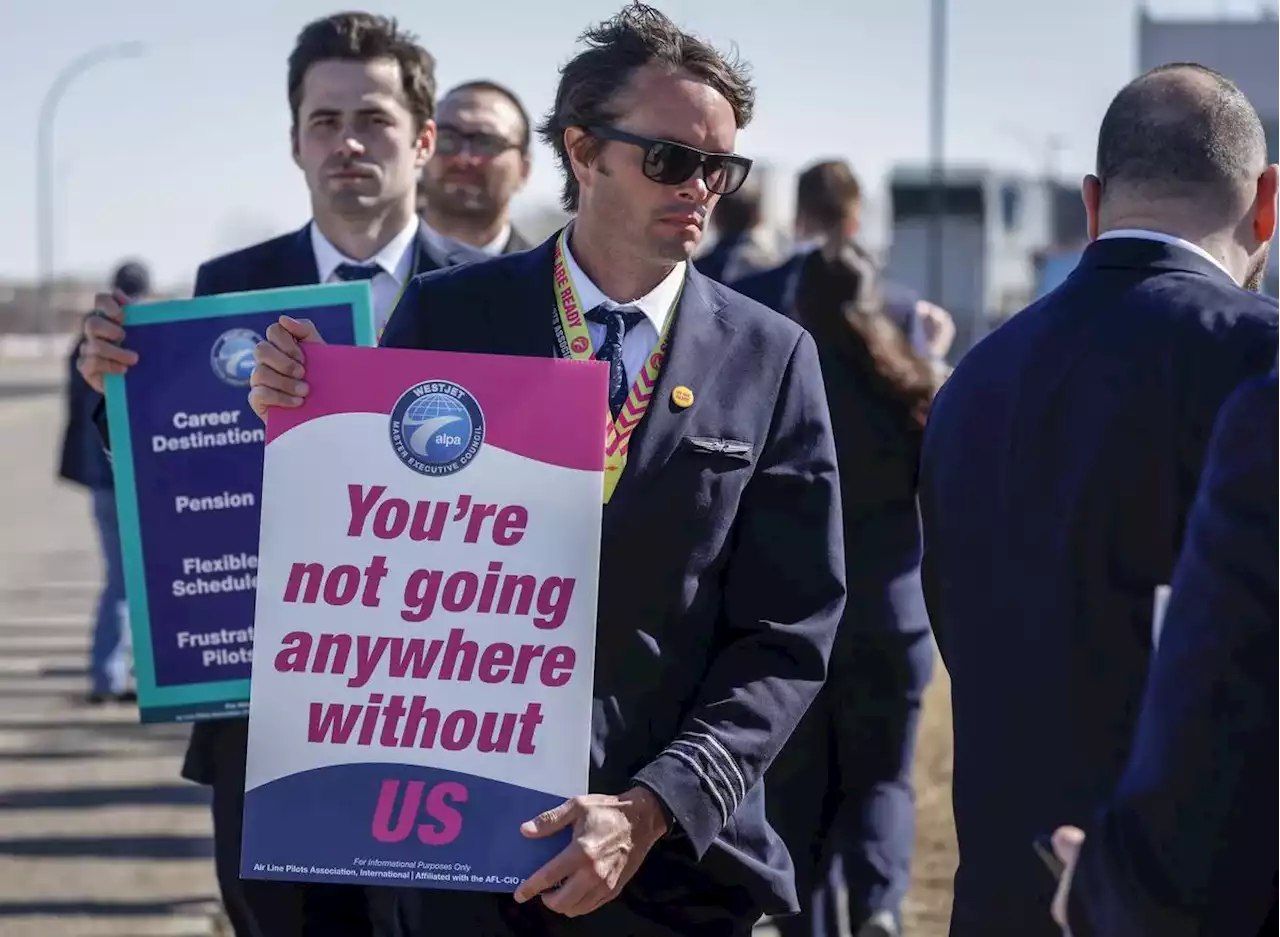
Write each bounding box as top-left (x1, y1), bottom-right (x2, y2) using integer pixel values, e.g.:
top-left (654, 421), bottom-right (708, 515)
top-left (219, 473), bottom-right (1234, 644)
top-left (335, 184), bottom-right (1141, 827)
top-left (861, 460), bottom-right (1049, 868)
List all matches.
top-left (561, 226), bottom-right (685, 336)
top-left (1097, 228), bottom-right (1236, 282)
top-left (310, 217), bottom-right (419, 284)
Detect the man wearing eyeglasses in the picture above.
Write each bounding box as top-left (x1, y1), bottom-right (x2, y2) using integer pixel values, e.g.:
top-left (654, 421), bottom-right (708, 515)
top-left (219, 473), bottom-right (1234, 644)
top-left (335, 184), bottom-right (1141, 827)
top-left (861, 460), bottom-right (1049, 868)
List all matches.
top-left (416, 80), bottom-right (533, 255)
top-left (249, 4), bottom-right (844, 936)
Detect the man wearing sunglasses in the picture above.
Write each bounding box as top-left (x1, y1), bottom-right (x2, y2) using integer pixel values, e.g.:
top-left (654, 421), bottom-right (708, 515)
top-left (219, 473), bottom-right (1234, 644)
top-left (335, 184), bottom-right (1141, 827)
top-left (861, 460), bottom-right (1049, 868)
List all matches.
top-left (417, 80), bottom-right (533, 255)
top-left (248, 4), bottom-right (844, 936)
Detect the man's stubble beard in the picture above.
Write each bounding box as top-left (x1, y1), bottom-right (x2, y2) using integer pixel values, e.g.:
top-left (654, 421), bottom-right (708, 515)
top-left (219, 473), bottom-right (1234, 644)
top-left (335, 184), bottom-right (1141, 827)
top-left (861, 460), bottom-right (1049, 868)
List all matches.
top-left (325, 188), bottom-right (380, 220)
top-left (427, 189), bottom-right (499, 224)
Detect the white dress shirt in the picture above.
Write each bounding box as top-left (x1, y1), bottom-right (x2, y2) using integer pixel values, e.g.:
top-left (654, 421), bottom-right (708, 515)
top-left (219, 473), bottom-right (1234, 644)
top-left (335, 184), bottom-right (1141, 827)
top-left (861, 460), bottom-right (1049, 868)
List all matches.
top-left (1098, 228), bottom-right (1235, 282)
top-left (561, 236), bottom-right (685, 387)
top-left (310, 218), bottom-right (419, 330)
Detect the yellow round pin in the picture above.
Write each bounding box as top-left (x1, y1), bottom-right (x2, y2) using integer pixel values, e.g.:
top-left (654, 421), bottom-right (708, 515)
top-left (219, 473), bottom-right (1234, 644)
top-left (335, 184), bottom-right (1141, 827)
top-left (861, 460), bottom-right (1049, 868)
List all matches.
top-left (672, 386), bottom-right (694, 408)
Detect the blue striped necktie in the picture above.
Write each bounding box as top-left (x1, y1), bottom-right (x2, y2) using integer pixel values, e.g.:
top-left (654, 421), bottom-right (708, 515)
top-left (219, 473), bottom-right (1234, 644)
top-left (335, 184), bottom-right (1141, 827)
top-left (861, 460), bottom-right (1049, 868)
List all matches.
top-left (584, 304), bottom-right (645, 419)
top-left (334, 263), bottom-right (380, 282)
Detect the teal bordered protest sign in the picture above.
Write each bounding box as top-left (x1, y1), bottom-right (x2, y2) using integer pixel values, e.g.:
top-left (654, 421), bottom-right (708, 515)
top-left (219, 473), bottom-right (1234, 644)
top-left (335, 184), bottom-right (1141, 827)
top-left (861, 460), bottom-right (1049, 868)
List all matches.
top-left (104, 282), bottom-right (375, 724)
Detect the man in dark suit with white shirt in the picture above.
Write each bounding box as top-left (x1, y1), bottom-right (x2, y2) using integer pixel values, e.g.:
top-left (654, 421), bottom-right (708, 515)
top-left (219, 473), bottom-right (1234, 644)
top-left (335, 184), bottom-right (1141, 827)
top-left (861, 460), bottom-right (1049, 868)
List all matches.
top-left (248, 5), bottom-right (846, 935)
top-left (918, 62), bottom-right (1280, 937)
top-left (74, 12), bottom-right (489, 937)
top-left (1049, 366), bottom-right (1278, 937)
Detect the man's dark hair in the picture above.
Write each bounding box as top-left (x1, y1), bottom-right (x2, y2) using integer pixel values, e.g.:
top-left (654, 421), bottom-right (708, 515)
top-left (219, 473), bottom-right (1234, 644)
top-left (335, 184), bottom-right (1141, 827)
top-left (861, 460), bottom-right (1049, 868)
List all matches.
top-left (796, 159), bottom-right (861, 231)
top-left (287, 12), bottom-right (437, 131)
top-left (445, 80), bottom-right (532, 153)
top-left (536, 2), bottom-right (756, 212)
top-left (713, 176), bottom-right (764, 235)
top-left (1095, 62), bottom-right (1267, 206)
top-left (111, 260), bottom-right (151, 300)
top-left (794, 245), bottom-right (937, 433)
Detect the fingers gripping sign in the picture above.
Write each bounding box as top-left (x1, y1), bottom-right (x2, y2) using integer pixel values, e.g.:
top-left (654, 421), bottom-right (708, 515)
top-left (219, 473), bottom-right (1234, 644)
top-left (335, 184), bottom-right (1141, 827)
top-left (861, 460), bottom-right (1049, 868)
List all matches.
top-left (78, 289), bottom-right (139, 394)
top-left (1050, 825), bottom-right (1086, 932)
top-left (247, 315), bottom-right (326, 423)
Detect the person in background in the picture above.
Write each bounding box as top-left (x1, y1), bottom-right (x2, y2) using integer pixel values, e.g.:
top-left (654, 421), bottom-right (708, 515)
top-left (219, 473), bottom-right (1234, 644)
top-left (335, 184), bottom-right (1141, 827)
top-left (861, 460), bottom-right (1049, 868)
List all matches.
top-left (416, 80), bottom-right (532, 254)
top-left (731, 160), bottom-right (954, 369)
top-left (766, 242), bottom-right (938, 937)
top-left (695, 172), bottom-right (781, 283)
top-left (76, 12), bottom-right (482, 937)
top-left (58, 259), bottom-right (151, 704)
top-left (918, 62), bottom-right (1279, 937)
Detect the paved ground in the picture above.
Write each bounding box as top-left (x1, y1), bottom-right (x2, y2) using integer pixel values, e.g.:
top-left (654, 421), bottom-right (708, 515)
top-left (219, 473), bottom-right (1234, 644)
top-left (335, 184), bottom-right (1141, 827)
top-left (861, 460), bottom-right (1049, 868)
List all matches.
top-left (0, 382), bottom-right (223, 937)
top-left (0, 360), bottom-right (957, 937)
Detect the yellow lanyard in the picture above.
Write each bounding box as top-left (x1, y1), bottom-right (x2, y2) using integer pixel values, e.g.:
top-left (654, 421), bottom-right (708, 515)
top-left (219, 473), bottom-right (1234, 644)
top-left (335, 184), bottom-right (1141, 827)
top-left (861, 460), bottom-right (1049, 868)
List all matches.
top-left (551, 228), bottom-right (681, 503)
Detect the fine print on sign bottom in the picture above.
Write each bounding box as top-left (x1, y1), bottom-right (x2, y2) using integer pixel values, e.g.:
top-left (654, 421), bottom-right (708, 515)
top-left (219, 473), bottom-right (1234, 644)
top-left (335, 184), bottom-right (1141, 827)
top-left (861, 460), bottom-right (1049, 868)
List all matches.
top-left (249, 857), bottom-right (522, 887)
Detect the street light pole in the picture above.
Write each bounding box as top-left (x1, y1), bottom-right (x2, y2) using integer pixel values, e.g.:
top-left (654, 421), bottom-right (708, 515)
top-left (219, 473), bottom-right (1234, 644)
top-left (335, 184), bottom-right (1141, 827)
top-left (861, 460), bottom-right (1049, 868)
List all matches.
top-left (926, 0), bottom-right (947, 309)
top-left (35, 41), bottom-right (145, 331)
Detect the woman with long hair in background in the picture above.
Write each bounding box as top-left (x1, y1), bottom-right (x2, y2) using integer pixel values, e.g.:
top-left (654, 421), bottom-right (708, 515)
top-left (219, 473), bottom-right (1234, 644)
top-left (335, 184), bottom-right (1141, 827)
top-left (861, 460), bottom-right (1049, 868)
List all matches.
top-left (766, 241), bottom-right (940, 937)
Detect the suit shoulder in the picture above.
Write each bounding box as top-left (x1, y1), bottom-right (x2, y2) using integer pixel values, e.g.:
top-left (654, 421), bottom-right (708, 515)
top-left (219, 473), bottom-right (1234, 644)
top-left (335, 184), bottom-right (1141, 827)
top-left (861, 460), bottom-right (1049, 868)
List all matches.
top-left (707, 278), bottom-right (807, 348)
top-left (197, 231), bottom-right (299, 281)
top-left (1165, 273), bottom-right (1279, 332)
top-left (730, 256), bottom-right (790, 288)
top-left (408, 249), bottom-right (520, 294)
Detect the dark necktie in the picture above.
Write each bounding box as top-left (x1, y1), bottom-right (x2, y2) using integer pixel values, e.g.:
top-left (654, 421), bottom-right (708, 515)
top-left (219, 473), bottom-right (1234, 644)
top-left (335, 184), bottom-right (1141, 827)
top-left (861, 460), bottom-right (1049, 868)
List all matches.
top-left (584, 304), bottom-right (645, 419)
top-left (333, 262), bottom-right (380, 282)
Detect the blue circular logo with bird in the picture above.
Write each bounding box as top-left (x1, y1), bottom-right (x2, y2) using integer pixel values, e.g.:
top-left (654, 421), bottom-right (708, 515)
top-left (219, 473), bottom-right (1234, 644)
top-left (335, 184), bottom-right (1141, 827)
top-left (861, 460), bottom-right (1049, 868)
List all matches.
top-left (389, 381), bottom-right (485, 476)
top-left (209, 328), bottom-right (263, 387)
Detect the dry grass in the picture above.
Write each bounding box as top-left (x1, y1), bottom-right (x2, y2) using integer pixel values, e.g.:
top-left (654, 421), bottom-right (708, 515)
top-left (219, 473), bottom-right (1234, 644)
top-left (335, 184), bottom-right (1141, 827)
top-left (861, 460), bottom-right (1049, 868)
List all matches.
top-left (900, 651), bottom-right (957, 937)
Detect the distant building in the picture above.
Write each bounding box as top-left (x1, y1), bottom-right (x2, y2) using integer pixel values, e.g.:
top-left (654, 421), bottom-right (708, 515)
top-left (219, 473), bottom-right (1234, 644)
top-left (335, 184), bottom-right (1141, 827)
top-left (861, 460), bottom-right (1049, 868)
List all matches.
top-left (1137, 5), bottom-right (1279, 292)
top-left (883, 166), bottom-right (1067, 356)
top-left (0, 279), bottom-right (98, 335)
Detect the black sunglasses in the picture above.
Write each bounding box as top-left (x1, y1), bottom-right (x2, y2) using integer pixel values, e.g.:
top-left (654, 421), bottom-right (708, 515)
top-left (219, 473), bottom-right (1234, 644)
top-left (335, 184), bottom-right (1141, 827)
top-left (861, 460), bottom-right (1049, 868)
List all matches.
top-left (586, 125), bottom-right (752, 195)
top-left (436, 125), bottom-right (523, 159)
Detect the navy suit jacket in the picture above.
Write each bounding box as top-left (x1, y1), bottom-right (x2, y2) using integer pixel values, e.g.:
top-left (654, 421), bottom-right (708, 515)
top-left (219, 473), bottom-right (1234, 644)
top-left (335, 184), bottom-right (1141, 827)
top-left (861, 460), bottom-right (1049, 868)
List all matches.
top-left (1066, 370), bottom-right (1278, 937)
top-left (191, 220), bottom-right (482, 296)
top-left (379, 231), bottom-right (846, 918)
top-left (59, 336), bottom-right (115, 489)
top-left (730, 248), bottom-right (921, 336)
top-left (917, 237), bottom-right (1278, 937)
top-left (730, 252), bottom-right (805, 312)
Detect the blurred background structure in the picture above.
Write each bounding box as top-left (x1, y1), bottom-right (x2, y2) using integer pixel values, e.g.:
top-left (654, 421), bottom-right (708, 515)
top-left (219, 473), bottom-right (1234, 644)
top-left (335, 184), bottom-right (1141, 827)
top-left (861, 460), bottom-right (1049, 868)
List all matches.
top-left (0, 2), bottom-right (1275, 935)
top-left (1, 1), bottom-right (1275, 355)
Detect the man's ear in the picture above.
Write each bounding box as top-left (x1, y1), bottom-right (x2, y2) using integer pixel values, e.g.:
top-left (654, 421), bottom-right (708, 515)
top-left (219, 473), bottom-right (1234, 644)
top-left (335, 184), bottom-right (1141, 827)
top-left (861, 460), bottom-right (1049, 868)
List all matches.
top-left (1081, 174), bottom-right (1102, 241)
top-left (1252, 164), bottom-right (1278, 243)
top-left (415, 119), bottom-right (437, 170)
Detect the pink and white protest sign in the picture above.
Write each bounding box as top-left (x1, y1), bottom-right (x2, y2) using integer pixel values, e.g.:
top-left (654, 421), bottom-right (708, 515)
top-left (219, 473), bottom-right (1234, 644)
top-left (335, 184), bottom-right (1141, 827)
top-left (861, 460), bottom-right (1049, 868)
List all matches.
top-left (241, 343), bottom-right (607, 891)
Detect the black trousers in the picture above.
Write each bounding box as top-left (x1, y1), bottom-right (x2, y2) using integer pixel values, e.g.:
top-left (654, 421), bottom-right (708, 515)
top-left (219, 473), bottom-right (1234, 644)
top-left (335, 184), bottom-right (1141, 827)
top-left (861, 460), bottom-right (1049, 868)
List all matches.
top-left (766, 628), bottom-right (934, 937)
top-left (391, 888), bottom-right (759, 937)
top-left (204, 719), bottom-right (381, 937)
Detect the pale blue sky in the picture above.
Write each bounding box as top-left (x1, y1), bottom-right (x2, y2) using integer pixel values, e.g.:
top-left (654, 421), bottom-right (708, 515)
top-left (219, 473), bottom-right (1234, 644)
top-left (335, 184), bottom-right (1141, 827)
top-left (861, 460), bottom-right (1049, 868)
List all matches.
top-left (3, 0), bottom-right (1274, 288)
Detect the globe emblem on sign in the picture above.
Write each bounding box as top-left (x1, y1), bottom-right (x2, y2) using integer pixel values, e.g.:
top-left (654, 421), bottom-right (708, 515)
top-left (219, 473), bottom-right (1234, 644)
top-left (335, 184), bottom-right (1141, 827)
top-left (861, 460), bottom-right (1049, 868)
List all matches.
top-left (209, 328), bottom-right (263, 387)
top-left (388, 381), bottom-right (485, 476)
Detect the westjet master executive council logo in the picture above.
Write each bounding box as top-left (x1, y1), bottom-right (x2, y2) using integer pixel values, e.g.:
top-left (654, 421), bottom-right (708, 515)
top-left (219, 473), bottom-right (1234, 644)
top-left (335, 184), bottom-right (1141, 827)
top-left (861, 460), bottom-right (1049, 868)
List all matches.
top-left (389, 380), bottom-right (486, 477)
top-left (210, 328), bottom-right (264, 387)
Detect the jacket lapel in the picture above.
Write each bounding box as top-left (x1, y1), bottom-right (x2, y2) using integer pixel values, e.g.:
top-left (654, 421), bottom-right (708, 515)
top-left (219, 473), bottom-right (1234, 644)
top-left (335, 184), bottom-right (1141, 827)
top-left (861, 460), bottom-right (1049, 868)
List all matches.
top-left (605, 267), bottom-right (736, 513)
